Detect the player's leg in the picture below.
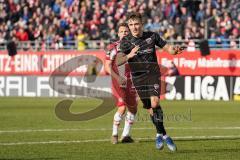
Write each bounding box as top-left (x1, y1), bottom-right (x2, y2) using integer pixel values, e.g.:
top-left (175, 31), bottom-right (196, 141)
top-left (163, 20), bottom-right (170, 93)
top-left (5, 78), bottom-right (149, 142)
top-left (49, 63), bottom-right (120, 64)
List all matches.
top-left (140, 98), bottom-right (164, 150)
top-left (121, 82), bottom-right (138, 143)
top-left (112, 104), bottom-right (126, 144)
top-left (111, 82), bottom-right (127, 144)
top-left (146, 74), bottom-right (176, 151)
top-left (121, 105), bottom-right (137, 143)
top-left (150, 96), bottom-right (177, 151)
top-left (150, 96), bottom-right (166, 136)
top-left (132, 76), bottom-right (174, 149)
top-left (149, 96), bottom-right (165, 150)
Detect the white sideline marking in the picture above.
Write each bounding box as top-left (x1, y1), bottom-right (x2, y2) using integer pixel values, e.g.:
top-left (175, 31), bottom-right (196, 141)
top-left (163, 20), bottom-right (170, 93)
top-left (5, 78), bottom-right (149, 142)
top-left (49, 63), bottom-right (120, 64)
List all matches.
top-left (0, 127), bottom-right (240, 134)
top-left (1, 135), bottom-right (240, 146)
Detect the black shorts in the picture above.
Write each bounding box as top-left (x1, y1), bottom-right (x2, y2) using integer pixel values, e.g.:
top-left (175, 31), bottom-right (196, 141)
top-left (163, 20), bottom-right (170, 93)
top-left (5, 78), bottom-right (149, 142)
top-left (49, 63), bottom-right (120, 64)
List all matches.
top-left (132, 73), bottom-right (160, 109)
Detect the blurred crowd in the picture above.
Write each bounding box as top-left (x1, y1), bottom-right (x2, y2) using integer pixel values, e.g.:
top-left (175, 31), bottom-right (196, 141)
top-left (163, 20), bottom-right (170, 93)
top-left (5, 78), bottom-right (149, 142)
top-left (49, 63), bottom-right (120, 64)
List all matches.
top-left (0, 0), bottom-right (239, 50)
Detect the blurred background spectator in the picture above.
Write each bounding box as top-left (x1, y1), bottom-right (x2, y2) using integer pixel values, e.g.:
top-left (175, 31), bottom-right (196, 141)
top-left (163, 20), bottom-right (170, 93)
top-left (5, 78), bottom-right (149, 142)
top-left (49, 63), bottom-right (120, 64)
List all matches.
top-left (0, 0), bottom-right (239, 50)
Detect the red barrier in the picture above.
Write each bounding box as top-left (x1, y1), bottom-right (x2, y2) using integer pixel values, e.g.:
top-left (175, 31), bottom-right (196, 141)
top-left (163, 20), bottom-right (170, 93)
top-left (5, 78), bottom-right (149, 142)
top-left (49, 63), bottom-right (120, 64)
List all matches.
top-left (157, 50), bottom-right (240, 76)
top-left (0, 50), bottom-right (107, 76)
top-left (0, 50), bottom-right (239, 76)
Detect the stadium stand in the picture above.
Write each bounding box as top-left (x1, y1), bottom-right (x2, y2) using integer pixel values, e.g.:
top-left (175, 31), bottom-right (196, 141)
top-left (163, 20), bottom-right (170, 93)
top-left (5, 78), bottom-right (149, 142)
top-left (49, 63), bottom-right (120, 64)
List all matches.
top-left (0, 0), bottom-right (239, 50)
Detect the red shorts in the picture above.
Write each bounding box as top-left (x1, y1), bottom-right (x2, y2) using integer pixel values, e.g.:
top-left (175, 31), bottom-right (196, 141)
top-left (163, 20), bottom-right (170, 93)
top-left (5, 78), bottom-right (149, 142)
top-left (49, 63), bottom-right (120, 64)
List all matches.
top-left (111, 78), bottom-right (137, 107)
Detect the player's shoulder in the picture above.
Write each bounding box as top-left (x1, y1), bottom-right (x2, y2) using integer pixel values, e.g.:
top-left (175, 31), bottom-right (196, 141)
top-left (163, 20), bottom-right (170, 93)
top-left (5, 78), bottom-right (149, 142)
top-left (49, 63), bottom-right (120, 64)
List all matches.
top-left (119, 34), bottom-right (133, 52)
top-left (106, 40), bottom-right (119, 50)
top-left (143, 31), bottom-right (157, 37)
top-left (106, 41), bottom-right (118, 57)
top-left (144, 31), bottom-right (165, 43)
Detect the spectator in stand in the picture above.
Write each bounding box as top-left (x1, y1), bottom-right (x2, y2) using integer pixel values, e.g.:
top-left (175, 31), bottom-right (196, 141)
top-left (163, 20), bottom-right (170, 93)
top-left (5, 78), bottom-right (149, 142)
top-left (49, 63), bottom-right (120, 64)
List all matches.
top-left (0, 32), bottom-right (5, 49)
top-left (144, 18), bottom-right (154, 31)
top-left (209, 32), bottom-right (217, 48)
top-left (15, 27), bottom-right (29, 41)
top-left (152, 16), bottom-right (161, 32)
top-left (76, 29), bottom-right (86, 51)
top-left (63, 29), bottom-right (74, 48)
top-left (217, 28), bottom-right (229, 48)
top-left (195, 3), bottom-right (204, 23)
top-left (174, 16), bottom-right (184, 38)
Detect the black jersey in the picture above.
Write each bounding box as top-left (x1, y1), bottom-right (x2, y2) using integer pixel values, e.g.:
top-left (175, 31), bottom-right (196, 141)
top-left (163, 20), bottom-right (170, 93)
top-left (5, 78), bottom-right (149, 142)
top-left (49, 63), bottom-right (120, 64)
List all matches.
top-left (119, 31), bottom-right (166, 77)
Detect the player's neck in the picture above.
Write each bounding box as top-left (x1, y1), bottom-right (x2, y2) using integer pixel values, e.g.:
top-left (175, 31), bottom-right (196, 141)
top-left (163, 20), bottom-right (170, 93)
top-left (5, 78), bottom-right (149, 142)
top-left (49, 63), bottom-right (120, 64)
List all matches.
top-left (132, 31), bottom-right (143, 38)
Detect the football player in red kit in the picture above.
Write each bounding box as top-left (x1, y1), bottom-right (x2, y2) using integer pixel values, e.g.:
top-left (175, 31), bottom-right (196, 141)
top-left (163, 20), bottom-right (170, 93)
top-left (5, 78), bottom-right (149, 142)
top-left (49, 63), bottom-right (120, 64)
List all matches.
top-left (105, 23), bottom-right (138, 144)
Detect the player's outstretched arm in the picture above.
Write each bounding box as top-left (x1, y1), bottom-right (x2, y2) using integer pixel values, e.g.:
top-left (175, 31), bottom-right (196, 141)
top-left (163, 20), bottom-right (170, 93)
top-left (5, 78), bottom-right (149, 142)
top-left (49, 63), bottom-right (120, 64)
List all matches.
top-left (154, 32), bottom-right (185, 55)
top-left (116, 46), bottom-right (140, 66)
top-left (162, 44), bottom-right (186, 55)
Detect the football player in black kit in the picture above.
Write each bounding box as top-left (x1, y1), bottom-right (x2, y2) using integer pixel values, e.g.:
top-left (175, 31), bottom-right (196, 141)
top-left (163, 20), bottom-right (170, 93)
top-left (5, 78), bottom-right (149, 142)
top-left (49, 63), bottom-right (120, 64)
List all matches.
top-left (116, 12), bottom-right (185, 151)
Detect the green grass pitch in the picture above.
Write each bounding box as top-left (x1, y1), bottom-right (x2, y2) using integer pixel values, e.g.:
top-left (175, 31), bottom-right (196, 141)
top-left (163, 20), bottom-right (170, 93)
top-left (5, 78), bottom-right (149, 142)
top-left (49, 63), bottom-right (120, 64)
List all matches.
top-left (0, 97), bottom-right (240, 160)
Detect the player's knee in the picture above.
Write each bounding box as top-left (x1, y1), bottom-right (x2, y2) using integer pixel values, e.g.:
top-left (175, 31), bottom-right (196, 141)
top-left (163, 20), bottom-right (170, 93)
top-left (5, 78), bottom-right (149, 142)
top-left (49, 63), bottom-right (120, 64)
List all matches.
top-left (117, 106), bottom-right (126, 115)
top-left (151, 97), bottom-right (159, 108)
top-left (113, 112), bottom-right (123, 125)
top-left (151, 103), bottom-right (158, 108)
top-left (126, 112), bottom-right (135, 124)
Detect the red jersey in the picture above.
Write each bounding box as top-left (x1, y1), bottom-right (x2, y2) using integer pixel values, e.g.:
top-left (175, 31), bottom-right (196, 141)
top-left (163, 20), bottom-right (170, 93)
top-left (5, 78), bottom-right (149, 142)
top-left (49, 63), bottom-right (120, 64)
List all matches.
top-left (105, 41), bottom-right (137, 107)
top-left (105, 40), bottom-right (131, 78)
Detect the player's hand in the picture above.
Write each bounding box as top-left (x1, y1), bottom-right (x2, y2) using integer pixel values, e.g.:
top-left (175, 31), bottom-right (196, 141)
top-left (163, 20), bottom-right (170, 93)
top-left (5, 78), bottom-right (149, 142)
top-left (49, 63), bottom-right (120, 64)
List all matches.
top-left (117, 76), bottom-right (127, 86)
top-left (127, 46), bottom-right (140, 59)
top-left (173, 46), bottom-right (186, 55)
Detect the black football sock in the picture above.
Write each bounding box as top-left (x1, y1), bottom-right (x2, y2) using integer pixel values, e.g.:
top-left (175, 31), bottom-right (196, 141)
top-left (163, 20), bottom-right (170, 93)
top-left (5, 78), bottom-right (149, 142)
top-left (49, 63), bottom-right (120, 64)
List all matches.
top-left (150, 105), bottom-right (166, 136)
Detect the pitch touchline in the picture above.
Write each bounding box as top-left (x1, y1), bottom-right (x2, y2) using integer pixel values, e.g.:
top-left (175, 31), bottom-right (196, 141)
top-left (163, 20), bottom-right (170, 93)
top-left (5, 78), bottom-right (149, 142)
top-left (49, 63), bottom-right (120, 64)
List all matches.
top-left (0, 127), bottom-right (240, 134)
top-left (1, 135), bottom-right (240, 146)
